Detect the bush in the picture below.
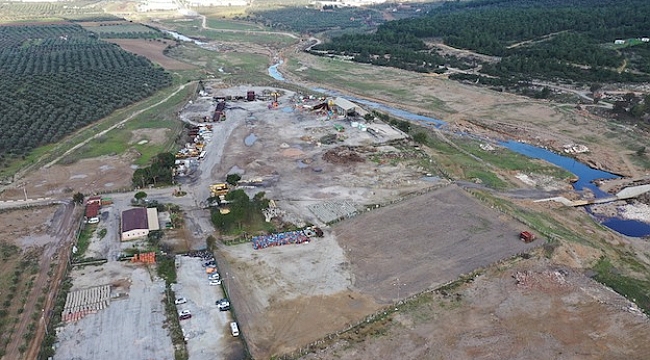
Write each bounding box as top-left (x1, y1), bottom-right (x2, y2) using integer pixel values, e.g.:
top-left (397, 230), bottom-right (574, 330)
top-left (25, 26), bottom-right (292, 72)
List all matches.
top-left (412, 132), bottom-right (428, 144)
top-left (226, 173), bottom-right (241, 186)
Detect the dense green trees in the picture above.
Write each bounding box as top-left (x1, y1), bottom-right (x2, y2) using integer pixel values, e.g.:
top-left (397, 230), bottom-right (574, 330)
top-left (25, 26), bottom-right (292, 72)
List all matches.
top-left (0, 24), bottom-right (172, 163)
top-left (249, 7), bottom-right (378, 34)
top-left (210, 190), bottom-right (269, 234)
top-left (315, 0), bottom-right (650, 83)
top-left (132, 153), bottom-right (176, 188)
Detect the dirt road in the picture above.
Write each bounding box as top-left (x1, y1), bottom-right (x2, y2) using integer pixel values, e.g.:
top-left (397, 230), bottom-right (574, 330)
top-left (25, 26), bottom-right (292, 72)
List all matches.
top-left (44, 82), bottom-right (196, 169)
top-left (4, 203), bottom-right (80, 360)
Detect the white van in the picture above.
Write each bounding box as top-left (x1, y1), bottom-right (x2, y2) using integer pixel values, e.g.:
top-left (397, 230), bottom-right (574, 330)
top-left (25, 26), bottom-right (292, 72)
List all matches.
top-left (230, 322), bottom-right (239, 337)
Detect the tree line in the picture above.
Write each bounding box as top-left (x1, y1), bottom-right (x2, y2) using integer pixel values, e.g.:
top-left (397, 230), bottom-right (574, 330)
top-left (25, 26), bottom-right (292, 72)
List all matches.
top-left (313, 0), bottom-right (650, 83)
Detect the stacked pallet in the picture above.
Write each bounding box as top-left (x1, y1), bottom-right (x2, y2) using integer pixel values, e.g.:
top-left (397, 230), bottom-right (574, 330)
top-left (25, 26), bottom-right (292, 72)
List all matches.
top-left (62, 285), bottom-right (111, 323)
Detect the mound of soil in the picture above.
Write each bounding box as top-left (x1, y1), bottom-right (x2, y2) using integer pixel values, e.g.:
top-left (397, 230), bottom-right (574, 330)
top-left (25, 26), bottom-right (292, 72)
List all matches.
top-left (323, 147), bottom-right (365, 164)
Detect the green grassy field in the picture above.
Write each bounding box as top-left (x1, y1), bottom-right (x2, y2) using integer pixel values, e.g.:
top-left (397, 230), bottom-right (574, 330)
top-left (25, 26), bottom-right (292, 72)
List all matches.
top-left (66, 83), bottom-right (193, 165)
top-left (205, 18), bottom-right (265, 31)
top-left (167, 45), bottom-right (270, 81)
top-left (158, 18), bottom-right (296, 47)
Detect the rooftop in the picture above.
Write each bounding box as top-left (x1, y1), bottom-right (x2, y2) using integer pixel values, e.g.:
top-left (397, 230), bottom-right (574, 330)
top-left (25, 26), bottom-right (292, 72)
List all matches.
top-left (122, 207), bottom-right (149, 233)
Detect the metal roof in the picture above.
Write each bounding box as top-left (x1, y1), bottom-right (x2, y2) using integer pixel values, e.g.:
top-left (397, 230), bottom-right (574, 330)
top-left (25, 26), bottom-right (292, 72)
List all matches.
top-left (333, 97), bottom-right (357, 111)
top-left (122, 207), bottom-right (148, 233)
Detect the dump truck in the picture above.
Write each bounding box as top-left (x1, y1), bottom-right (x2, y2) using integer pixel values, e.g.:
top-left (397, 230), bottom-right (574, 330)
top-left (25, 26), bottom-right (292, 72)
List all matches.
top-left (519, 231), bottom-right (536, 243)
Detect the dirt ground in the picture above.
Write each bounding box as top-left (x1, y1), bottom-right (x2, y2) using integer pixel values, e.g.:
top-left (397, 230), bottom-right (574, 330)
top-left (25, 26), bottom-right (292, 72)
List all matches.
top-left (216, 183), bottom-right (538, 359)
top-left (0, 155), bottom-right (135, 200)
top-left (335, 185), bottom-right (539, 303)
top-left (107, 38), bottom-right (197, 70)
top-left (54, 262), bottom-right (174, 360)
top-left (297, 257), bottom-right (650, 360)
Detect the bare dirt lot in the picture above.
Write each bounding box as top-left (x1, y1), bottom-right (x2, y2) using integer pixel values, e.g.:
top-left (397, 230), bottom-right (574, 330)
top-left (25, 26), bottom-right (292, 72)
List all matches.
top-left (298, 257), bottom-right (650, 360)
top-left (108, 39), bottom-right (197, 70)
top-left (335, 184), bottom-right (539, 303)
top-left (218, 184), bottom-right (538, 359)
top-left (0, 155), bottom-right (135, 200)
top-left (54, 262), bottom-right (174, 360)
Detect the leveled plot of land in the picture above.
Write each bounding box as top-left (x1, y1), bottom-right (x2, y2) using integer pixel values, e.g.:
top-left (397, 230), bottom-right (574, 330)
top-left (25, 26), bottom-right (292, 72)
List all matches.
top-left (298, 258), bottom-right (650, 360)
top-left (108, 39), bottom-right (197, 70)
top-left (55, 262), bottom-right (174, 360)
top-left (334, 184), bottom-right (539, 303)
top-left (219, 186), bottom-right (538, 359)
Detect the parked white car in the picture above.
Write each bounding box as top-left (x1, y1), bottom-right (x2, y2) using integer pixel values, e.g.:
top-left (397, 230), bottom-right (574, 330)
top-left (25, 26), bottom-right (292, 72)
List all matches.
top-left (208, 273), bottom-right (220, 280)
top-left (209, 279), bottom-right (222, 286)
top-left (175, 297), bottom-right (187, 305)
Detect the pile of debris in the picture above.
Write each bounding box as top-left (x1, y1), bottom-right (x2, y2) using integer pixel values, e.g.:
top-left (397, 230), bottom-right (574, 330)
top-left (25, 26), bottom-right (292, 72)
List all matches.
top-left (513, 269), bottom-right (569, 290)
top-left (323, 146), bottom-right (365, 164)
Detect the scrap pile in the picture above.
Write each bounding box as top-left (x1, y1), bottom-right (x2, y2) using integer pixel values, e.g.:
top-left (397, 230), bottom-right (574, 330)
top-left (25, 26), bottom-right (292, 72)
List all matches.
top-left (323, 146), bottom-right (365, 164)
top-left (307, 201), bottom-right (357, 223)
top-left (252, 230), bottom-right (310, 250)
top-left (513, 269), bottom-right (569, 290)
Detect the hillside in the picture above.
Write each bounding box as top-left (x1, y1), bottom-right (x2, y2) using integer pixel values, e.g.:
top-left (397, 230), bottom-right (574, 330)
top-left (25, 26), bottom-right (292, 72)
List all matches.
top-left (313, 0), bottom-right (650, 83)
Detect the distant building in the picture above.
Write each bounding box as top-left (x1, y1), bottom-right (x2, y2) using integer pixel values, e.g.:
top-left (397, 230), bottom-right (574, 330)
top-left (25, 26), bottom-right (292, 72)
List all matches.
top-left (187, 0), bottom-right (248, 6)
top-left (121, 207), bottom-right (160, 241)
top-left (138, 0), bottom-right (179, 12)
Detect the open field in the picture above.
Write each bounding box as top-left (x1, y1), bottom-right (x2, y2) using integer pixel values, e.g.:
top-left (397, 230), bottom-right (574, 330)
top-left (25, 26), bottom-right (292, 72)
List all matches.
top-left (108, 39), bottom-right (197, 70)
top-left (295, 256), bottom-right (650, 360)
top-left (82, 23), bottom-right (158, 34)
top-left (154, 18), bottom-right (297, 48)
top-left (334, 185), bottom-right (540, 303)
top-left (167, 45), bottom-right (271, 78)
top-left (219, 184), bottom-right (538, 359)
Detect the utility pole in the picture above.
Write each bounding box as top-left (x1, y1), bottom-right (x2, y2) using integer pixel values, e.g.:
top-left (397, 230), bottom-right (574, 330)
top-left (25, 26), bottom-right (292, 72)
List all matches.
top-left (393, 277), bottom-right (405, 310)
